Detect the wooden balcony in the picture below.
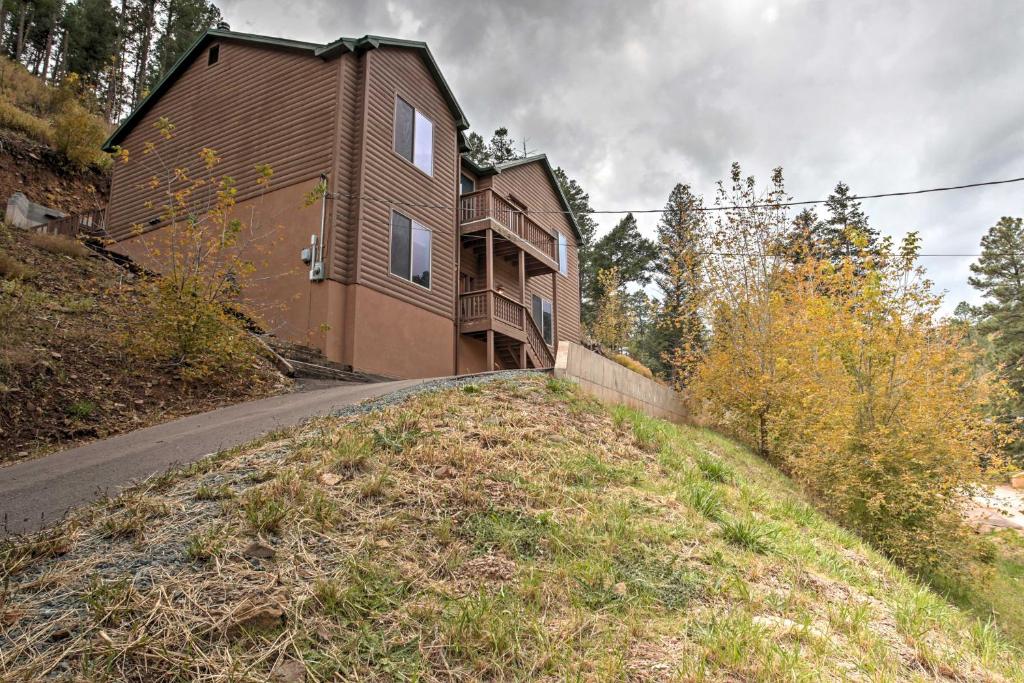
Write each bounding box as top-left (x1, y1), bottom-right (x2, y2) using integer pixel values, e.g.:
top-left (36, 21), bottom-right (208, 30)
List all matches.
top-left (459, 289), bottom-right (555, 368)
top-left (458, 189), bottom-right (559, 275)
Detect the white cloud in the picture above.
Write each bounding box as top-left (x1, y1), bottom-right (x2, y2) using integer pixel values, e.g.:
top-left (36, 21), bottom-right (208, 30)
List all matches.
top-left (217, 0), bottom-right (1024, 313)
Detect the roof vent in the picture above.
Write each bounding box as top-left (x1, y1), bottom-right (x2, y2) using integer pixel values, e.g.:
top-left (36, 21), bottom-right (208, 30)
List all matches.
top-left (216, 21), bottom-right (230, 30)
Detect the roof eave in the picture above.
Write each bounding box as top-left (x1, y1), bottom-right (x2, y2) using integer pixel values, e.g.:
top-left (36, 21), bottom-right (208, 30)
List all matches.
top-left (315, 35), bottom-right (469, 131)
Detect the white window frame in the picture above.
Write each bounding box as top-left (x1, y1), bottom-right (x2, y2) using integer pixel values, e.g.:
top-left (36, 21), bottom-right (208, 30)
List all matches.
top-left (389, 209), bottom-right (432, 290)
top-left (394, 95), bottom-right (434, 176)
top-left (532, 294), bottom-right (554, 346)
top-left (557, 231), bottom-right (569, 276)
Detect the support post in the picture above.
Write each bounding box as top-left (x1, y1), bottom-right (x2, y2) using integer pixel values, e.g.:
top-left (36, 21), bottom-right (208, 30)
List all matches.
top-left (485, 228), bottom-right (494, 291)
top-left (486, 329), bottom-right (495, 370)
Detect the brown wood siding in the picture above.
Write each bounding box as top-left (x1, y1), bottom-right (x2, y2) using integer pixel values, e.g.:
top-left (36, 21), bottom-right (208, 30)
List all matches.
top-left (329, 52), bottom-right (363, 282)
top-left (491, 163), bottom-right (582, 343)
top-left (106, 41), bottom-right (337, 241)
top-left (355, 47), bottom-right (458, 320)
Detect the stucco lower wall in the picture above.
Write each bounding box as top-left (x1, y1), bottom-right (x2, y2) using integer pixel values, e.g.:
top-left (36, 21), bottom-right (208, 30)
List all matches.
top-left (110, 177), bottom-right (334, 354)
top-left (553, 342), bottom-right (688, 423)
top-left (348, 284), bottom-right (455, 379)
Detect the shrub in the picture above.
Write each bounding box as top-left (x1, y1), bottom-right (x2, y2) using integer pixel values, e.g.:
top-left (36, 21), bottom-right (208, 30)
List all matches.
top-left (53, 101), bottom-right (109, 168)
top-left (28, 232), bottom-right (90, 258)
top-left (0, 95), bottom-right (51, 144)
top-left (129, 276), bottom-right (258, 382)
top-left (0, 251), bottom-right (32, 280)
top-left (610, 352), bottom-right (654, 379)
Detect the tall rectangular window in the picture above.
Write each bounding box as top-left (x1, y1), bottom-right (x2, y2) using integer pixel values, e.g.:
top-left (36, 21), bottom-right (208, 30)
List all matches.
top-left (394, 96), bottom-right (433, 175)
top-left (390, 210), bottom-right (431, 288)
top-left (532, 295), bottom-right (553, 345)
top-left (460, 173), bottom-right (475, 194)
top-left (557, 232), bottom-right (568, 276)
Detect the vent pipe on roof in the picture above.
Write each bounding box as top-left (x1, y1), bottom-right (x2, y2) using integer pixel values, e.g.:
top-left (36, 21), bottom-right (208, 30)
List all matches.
top-left (216, 21), bottom-right (230, 30)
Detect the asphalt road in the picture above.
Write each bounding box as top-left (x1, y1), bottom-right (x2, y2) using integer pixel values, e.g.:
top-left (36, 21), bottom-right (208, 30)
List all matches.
top-left (0, 378), bottom-right (427, 537)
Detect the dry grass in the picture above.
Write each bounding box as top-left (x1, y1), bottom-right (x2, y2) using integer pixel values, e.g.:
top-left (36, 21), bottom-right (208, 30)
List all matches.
top-left (0, 95), bottom-right (51, 144)
top-left (0, 376), bottom-right (1021, 681)
top-left (27, 232), bottom-right (90, 258)
top-left (610, 351), bottom-right (656, 379)
top-left (0, 250), bottom-right (32, 280)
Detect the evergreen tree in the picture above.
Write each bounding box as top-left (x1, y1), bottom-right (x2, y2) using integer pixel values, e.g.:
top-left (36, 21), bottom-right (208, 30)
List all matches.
top-left (62, 0), bottom-right (117, 93)
top-left (552, 164), bottom-right (597, 314)
top-left (463, 130), bottom-right (488, 165)
top-left (653, 183), bottom-right (706, 386)
top-left (486, 126), bottom-right (519, 163)
top-left (584, 212), bottom-right (657, 323)
top-left (131, 0), bottom-right (158, 103)
top-left (968, 216), bottom-right (1024, 463)
top-left (148, 0), bottom-right (219, 88)
top-left (785, 182), bottom-right (880, 267)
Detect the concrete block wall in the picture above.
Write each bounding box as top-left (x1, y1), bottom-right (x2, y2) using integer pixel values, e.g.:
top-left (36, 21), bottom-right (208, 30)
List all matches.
top-left (553, 342), bottom-right (688, 423)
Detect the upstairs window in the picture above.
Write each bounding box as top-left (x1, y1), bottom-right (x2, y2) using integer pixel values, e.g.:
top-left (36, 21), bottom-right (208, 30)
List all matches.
top-left (460, 173), bottom-right (475, 194)
top-left (390, 210), bottom-right (431, 288)
top-left (208, 44), bottom-right (220, 66)
top-left (557, 232), bottom-right (568, 276)
top-left (532, 295), bottom-right (553, 345)
top-left (394, 96), bottom-right (433, 175)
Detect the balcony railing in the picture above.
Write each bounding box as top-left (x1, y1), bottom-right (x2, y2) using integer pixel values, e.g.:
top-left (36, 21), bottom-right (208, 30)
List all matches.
top-left (459, 288), bottom-right (555, 368)
top-left (37, 208), bottom-right (107, 238)
top-left (460, 289), bottom-right (525, 332)
top-left (459, 189), bottom-right (558, 265)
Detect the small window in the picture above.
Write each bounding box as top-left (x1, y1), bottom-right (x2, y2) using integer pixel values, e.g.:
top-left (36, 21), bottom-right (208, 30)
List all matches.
top-left (460, 173), bottom-right (475, 194)
top-left (390, 210), bottom-right (431, 288)
top-left (557, 232), bottom-right (569, 276)
top-left (208, 44), bottom-right (220, 66)
top-left (394, 96), bottom-right (433, 175)
top-left (532, 295), bottom-right (553, 345)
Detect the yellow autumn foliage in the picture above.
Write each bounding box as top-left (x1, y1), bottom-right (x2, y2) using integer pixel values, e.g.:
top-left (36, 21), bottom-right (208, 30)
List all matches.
top-left (693, 232), bottom-right (1007, 579)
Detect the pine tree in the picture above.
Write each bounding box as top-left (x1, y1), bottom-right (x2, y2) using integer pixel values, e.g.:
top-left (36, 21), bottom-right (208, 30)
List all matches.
top-left (130, 0), bottom-right (158, 103)
top-left (784, 182), bottom-right (880, 267)
top-left (463, 130), bottom-right (488, 165)
top-left (653, 183), bottom-right (706, 386)
top-left (487, 126), bottom-right (520, 163)
top-left (62, 0), bottom-right (118, 95)
top-left (584, 212), bottom-right (657, 324)
top-left (147, 0), bottom-right (219, 89)
top-left (968, 216), bottom-right (1024, 463)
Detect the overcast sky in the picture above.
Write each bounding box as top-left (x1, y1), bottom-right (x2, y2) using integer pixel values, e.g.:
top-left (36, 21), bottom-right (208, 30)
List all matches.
top-left (222, 0), bottom-right (1023, 314)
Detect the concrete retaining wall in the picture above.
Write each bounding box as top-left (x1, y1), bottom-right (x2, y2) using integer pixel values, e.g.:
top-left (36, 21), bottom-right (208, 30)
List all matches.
top-left (553, 342), bottom-right (688, 423)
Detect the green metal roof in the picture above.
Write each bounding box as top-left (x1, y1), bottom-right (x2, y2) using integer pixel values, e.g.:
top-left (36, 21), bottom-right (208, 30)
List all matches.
top-left (461, 153), bottom-right (583, 242)
top-left (102, 29), bottom-right (469, 151)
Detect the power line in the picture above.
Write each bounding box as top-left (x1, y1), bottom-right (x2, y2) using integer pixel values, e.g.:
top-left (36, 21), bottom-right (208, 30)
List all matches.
top-left (329, 173), bottom-right (1024, 217)
top-left (397, 219), bottom-right (999, 259)
top-left (327, 172), bottom-right (1024, 258)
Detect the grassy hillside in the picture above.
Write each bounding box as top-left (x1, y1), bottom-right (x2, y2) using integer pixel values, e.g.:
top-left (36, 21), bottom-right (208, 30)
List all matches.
top-left (0, 225), bottom-right (289, 461)
top-left (1, 375), bottom-right (1021, 681)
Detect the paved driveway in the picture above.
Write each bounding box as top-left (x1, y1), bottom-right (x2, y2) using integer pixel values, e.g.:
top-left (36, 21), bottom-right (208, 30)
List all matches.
top-left (0, 379), bottom-right (428, 537)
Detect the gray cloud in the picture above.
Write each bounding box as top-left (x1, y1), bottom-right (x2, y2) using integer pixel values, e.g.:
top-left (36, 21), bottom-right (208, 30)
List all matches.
top-left (220, 0), bottom-right (1024, 312)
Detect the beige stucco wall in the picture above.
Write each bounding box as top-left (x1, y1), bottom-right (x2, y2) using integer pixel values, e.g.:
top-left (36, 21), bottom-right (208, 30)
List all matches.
top-left (553, 342), bottom-right (688, 423)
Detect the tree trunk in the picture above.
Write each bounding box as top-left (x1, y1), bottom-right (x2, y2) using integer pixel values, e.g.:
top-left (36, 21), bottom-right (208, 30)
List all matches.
top-left (105, 0), bottom-right (129, 121)
top-left (133, 0), bottom-right (157, 103)
top-left (14, 0), bottom-right (28, 60)
top-left (0, 2), bottom-right (7, 58)
top-left (39, 24), bottom-right (53, 81)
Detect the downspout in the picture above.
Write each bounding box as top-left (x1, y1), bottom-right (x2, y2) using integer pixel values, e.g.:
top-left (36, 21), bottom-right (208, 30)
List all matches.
top-left (453, 150), bottom-right (461, 375)
top-left (318, 172), bottom-right (328, 267)
top-left (309, 172), bottom-right (327, 282)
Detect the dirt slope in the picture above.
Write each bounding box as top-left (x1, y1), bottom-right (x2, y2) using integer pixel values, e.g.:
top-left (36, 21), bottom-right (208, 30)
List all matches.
top-left (0, 225), bottom-right (289, 462)
top-left (0, 130), bottom-right (107, 215)
top-left (1, 376), bottom-right (1020, 681)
